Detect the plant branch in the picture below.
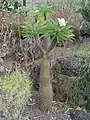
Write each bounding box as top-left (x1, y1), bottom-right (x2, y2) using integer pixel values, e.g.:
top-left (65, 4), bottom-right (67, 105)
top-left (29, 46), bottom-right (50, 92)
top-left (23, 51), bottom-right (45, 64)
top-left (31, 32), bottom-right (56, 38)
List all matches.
top-left (48, 37), bottom-right (57, 53)
top-left (35, 36), bottom-right (46, 54)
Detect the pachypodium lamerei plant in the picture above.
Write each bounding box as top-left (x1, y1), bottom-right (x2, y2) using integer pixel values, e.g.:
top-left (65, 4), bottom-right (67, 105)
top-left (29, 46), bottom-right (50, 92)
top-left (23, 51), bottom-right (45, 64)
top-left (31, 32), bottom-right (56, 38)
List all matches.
top-left (22, 4), bottom-right (74, 112)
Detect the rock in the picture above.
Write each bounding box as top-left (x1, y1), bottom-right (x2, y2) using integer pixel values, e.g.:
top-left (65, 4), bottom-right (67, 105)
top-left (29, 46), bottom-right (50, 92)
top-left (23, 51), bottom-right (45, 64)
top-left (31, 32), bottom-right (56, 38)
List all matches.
top-left (53, 55), bottom-right (82, 76)
top-left (69, 109), bottom-right (90, 120)
top-left (80, 28), bottom-right (90, 38)
top-left (80, 20), bottom-right (90, 38)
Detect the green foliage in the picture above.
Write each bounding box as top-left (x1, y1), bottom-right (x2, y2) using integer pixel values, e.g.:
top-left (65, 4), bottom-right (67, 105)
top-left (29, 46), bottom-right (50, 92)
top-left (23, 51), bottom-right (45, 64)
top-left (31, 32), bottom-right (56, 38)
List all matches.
top-left (0, 0), bottom-right (28, 15)
top-left (22, 21), bottom-right (43, 37)
top-left (68, 59), bottom-right (90, 110)
top-left (38, 4), bottom-right (52, 13)
top-left (22, 4), bottom-right (74, 41)
top-left (79, 0), bottom-right (90, 22)
top-left (0, 0), bottom-right (22, 11)
top-left (17, 6), bottom-right (30, 16)
top-left (0, 70), bottom-right (31, 111)
top-left (68, 43), bottom-right (90, 110)
top-left (75, 42), bottom-right (90, 59)
top-left (41, 19), bottom-right (74, 41)
top-left (38, 4), bottom-right (52, 18)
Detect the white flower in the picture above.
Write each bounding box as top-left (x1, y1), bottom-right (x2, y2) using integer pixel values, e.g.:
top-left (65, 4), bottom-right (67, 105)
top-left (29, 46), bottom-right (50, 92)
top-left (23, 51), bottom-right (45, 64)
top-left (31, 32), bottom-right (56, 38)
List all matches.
top-left (57, 18), bottom-right (66, 26)
top-left (35, 9), bottom-right (39, 13)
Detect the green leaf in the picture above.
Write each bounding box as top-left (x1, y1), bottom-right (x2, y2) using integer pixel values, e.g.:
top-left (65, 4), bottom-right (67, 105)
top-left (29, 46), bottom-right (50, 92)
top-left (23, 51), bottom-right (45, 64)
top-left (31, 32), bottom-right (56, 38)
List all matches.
top-left (38, 4), bottom-right (52, 15)
top-left (22, 6), bottom-right (74, 41)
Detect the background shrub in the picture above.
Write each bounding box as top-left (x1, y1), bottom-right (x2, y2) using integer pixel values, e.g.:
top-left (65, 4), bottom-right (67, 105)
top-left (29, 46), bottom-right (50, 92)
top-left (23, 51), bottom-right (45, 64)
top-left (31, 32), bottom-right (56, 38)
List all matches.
top-left (79, 0), bottom-right (90, 32)
top-left (68, 43), bottom-right (90, 111)
top-left (0, 70), bottom-right (31, 119)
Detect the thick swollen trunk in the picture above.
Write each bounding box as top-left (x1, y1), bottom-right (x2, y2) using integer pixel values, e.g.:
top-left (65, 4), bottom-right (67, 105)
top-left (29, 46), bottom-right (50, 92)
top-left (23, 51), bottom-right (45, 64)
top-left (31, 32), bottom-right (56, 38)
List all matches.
top-left (39, 53), bottom-right (53, 112)
top-left (35, 36), bottom-right (53, 112)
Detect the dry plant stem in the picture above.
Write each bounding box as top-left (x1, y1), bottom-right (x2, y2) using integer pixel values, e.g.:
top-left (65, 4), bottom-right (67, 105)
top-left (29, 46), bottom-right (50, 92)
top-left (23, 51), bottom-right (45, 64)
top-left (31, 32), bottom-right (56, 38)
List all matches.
top-left (35, 36), bottom-right (46, 54)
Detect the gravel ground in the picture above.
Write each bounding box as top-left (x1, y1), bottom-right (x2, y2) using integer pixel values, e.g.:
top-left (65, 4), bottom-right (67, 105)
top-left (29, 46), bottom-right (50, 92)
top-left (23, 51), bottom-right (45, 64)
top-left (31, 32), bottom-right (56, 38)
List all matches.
top-left (23, 102), bottom-right (71, 120)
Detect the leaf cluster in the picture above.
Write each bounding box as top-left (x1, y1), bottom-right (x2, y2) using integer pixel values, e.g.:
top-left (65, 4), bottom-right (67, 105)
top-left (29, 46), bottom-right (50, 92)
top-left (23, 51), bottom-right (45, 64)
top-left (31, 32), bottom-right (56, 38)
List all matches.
top-left (41, 19), bottom-right (74, 41)
top-left (38, 4), bottom-right (52, 16)
top-left (22, 4), bottom-right (74, 42)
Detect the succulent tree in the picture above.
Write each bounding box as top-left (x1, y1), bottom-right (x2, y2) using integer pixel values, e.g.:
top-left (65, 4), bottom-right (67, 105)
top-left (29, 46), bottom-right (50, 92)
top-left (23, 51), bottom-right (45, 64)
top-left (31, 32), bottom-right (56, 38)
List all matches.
top-left (22, 4), bottom-right (74, 112)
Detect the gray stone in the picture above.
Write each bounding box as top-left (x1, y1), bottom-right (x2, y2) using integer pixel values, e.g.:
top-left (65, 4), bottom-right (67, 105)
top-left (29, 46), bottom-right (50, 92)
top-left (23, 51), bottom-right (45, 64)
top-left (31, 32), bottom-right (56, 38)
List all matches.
top-left (69, 110), bottom-right (90, 120)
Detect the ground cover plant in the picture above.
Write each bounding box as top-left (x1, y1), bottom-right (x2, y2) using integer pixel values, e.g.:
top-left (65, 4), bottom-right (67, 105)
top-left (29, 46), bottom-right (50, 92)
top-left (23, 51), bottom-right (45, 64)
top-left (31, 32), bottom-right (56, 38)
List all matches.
top-left (0, 70), bottom-right (31, 119)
